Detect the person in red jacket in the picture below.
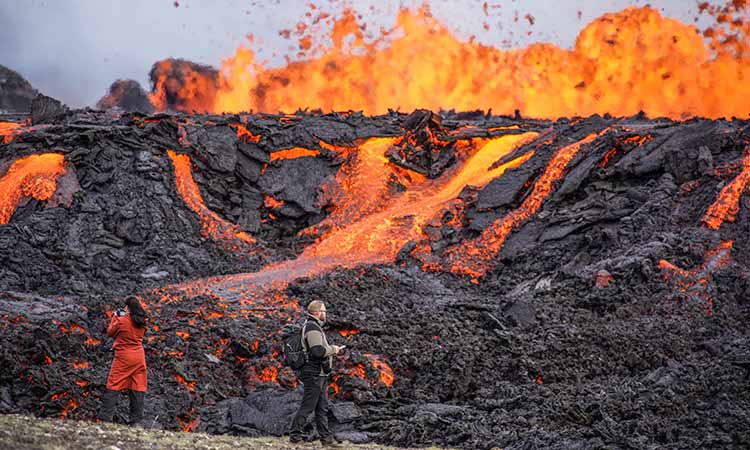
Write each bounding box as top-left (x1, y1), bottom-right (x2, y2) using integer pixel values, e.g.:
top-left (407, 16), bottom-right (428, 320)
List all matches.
top-left (100, 296), bottom-right (148, 425)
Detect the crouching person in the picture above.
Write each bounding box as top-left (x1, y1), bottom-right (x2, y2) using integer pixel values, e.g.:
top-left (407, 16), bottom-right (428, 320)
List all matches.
top-left (100, 296), bottom-right (148, 426)
top-left (289, 300), bottom-right (344, 446)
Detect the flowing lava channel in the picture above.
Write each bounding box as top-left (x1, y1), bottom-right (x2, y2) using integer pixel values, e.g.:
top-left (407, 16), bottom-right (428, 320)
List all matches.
top-left (155, 132), bottom-right (531, 405)
top-left (658, 240), bottom-right (734, 315)
top-left (304, 134), bottom-right (536, 267)
top-left (270, 147), bottom-right (320, 161)
top-left (167, 150), bottom-right (256, 249)
top-left (657, 149), bottom-right (749, 313)
top-left (702, 151), bottom-right (750, 230)
top-left (0, 122), bottom-right (23, 145)
top-left (153, 6), bottom-right (750, 120)
top-left (168, 132), bottom-right (538, 299)
top-left (0, 153), bottom-right (66, 224)
top-left (158, 132), bottom-right (537, 401)
top-left (439, 130), bottom-right (606, 280)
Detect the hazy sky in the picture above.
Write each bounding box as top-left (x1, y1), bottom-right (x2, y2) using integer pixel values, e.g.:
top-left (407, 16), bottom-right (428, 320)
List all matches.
top-left (0, 0), bottom-right (715, 107)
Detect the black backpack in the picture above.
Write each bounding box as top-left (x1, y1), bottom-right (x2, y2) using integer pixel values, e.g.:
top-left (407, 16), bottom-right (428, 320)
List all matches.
top-left (282, 320), bottom-right (308, 371)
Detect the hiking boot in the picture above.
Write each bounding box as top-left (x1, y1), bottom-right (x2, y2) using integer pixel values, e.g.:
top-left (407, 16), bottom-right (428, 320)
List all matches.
top-left (320, 437), bottom-right (340, 447)
top-left (289, 435), bottom-right (304, 444)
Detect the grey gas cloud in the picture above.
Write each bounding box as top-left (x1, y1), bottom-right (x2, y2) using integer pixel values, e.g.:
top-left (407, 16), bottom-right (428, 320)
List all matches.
top-left (0, 0), bottom-right (709, 108)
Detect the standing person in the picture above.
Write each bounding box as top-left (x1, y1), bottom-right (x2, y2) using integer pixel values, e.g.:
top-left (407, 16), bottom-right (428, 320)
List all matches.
top-left (289, 300), bottom-right (344, 446)
top-left (100, 296), bottom-right (148, 426)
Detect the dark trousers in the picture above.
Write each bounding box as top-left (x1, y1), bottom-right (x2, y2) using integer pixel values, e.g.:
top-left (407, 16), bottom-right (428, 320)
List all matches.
top-left (290, 375), bottom-right (331, 440)
top-left (100, 389), bottom-right (145, 425)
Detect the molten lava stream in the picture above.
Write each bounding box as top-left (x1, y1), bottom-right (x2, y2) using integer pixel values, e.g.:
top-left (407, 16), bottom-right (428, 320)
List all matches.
top-left (0, 121), bottom-right (22, 144)
top-left (0, 153), bottom-right (66, 224)
top-left (442, 130), bottom-right (607, 280)
top-left (270, 147), bottom-right (320, 161)
top-left (702, 152), bottom-right (750, 230)
top-left (302, 133), bottom-right (538, 266)
top-left (167, 150), bottom-right (256, 247)
top-left (166, 132), bottom-right (538, 299)
top-left (657, 150), bottom-right (746, 312)
top-left (301, 137), bottom-right (407, 238)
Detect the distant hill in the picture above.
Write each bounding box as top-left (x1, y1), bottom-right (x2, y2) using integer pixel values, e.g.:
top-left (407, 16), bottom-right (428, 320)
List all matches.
top-left (0, 65), bottom-right (38, 112)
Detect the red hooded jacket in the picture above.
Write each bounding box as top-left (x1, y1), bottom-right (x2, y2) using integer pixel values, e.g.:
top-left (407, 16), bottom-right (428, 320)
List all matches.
top-left (105, 314), bottom-right (147, 392)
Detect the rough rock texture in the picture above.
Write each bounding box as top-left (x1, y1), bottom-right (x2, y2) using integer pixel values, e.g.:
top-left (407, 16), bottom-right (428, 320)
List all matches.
top-left (0, 109), bottom-right (749, 450)
top-left (0, 65), bottom-right (38, 112)
top-left (30, 94), bottom-right (69, 125)
top-left (97, 79), bottom-right (155, 114)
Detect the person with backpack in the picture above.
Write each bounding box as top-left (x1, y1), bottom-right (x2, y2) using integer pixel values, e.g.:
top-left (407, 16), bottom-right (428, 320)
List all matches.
top-left (289, 300), bottom-right (344, 446)
top-left (100, 296), bottom-right (148, 426)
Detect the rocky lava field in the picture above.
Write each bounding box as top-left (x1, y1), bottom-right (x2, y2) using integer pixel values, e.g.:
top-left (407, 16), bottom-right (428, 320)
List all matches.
top-left (0, 101), bottom-right (749, 450)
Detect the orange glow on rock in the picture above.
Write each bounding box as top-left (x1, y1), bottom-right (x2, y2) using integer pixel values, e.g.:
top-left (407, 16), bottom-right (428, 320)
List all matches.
top-left (442, 130), bottom-right (605, 280)
top-left (269, 147), bottom-right (321, 161)
top-left (173, 373), bottom-right (197, 392)
top-left (203, 310), bottom-right (225, 319)
top-left (177, 413), bottom-right (199, 432)
top-left (263, 195), bottom-right (284, 209)
top-left (659, 240), bottom-right (733, 314)
top-left (162, 133), bottom-right (538, 305)
top-left (365, 354), bottom-right (394, 388)
top-left (156, 7), bottom-right (750, 120)
top-left (339, 329), bottom-right (360, 338)
top-left (72, 361), bottom-right (89, 370)
top-left (69, 323), bottom-right (86, 334)
top-left (213, 337), bottom-right (230, 358)
top-left (299, 133), bottom-right (537, 273)
top-left (176, 330), bottom-right (190, 340)
top-left (0, 153), bottom-right (66, 224)
top-left (0, 121), bottom-right (22, 144)
top-left (599, 147), bottom-right (618, 168)
top-left (258, 365), bottom-right (279, 383)
top-left (60, 399), bottom-right (78, 419)
top-left (167, 150), bottom-right (256, 247)
top-left (702, 152), bottom-right (750, 230)
top-left (349, 363), bottom-right (366, 379)
top-left (230, 123), bottom-right (261, 143)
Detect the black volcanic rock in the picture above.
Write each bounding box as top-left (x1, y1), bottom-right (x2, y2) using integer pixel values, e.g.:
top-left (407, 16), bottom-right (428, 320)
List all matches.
top-left (258, 156), bottom-right (338, 215)
top-left (30, 93), bottom-right (68, 124)
top-left (0, 109), bottom-right (749, 450)
top-left (386, 109), bottom-right (456, 178)
top-left (96, 79), bottom-right (155, 113)
top-left (189, 125), bottom-right (239, 173)
top-left (0, 65), bottom-right (38, 112)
